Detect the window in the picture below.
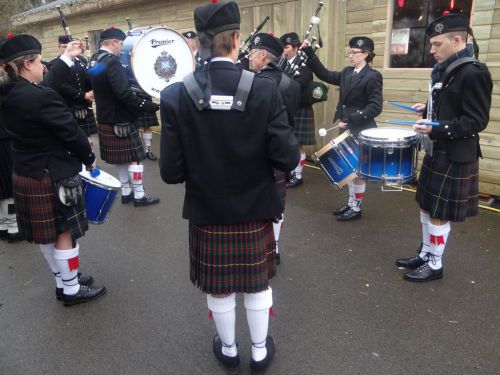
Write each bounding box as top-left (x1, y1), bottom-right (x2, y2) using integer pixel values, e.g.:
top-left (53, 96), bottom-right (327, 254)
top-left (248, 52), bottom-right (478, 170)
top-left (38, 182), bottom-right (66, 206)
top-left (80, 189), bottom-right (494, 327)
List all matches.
top-left (389, 0), bottom-right (473, 68)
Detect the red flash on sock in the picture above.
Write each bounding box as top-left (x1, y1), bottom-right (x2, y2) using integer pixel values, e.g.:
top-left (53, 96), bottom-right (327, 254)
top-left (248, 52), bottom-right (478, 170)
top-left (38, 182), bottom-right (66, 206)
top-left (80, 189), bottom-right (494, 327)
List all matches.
top-left (67, 256), bottom-right (79, 271)
top-left (300, 159), bottom-right (306, 166)
top-left (208, 310), bottom-right (213, 320)
top-left (269, 307), bottom-right (275, 319)
top-left (355, 193), bottom-right (364, 199)
top-left (133, 172), bottom-right (142, 180)
top-left (430, 234), bottom-right (445, 245)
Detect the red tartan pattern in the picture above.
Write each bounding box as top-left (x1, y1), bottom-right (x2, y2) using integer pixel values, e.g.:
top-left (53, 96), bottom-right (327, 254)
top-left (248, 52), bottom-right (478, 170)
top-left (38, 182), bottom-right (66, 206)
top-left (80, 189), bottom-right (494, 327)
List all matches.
top-left (97, 123), bottom-right (145, 165)
top-left (12, 172), bottom-right (88, 244)
top-left (189, 220), bottom-right (275, 294)
top-left (416, 152), bottom-right (479, 222)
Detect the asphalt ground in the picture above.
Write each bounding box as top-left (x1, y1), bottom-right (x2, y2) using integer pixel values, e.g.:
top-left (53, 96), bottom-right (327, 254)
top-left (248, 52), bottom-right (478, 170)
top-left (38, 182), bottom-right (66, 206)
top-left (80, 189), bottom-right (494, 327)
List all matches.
top-left (1, 136), bottom-right (499, 375)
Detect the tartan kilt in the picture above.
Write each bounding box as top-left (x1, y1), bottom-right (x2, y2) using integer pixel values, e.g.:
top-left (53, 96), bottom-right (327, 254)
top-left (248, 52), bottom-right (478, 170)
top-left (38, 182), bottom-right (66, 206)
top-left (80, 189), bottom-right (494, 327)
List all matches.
top-left (12, 172), bottom-right (88, 244)
top-left (189, 220), bottom-right (276, 294)
top-left (273, 168), bottom-right (286, 209)
top-left (416, 151), bottom-right (479, 222)
top-left (0, 139), bottom-right (14, 200)
top-left (293, 105), bottom-right (316, 146)
top-left (75, 108), bottom-right (97, 136)
top-left (97, 123), bottom-right (145, 165)
top-left (134, 112), bottom-right (159, 129)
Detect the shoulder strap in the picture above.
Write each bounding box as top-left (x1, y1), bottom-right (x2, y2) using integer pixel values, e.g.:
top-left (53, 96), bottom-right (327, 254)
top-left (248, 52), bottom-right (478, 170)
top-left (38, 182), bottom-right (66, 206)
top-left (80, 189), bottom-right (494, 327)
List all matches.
top-left (441, 57), bottom-right (478, 84)
top-left (279, 73), bottom-right (291, 93)
top-left (231, 70), bottom-right (254, 112)
top-left (183, 72), bottom-right (210, 111)
top-left (96, 52), bottom-right (114, 63)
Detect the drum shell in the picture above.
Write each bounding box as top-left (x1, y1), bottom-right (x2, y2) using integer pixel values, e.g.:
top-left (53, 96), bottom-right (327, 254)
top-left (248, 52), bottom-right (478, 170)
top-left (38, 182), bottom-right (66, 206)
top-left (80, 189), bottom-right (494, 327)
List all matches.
top-left (81, 175), bottom-right (119, 224)
top-left (358, 128), bottom-right (418, 183)
top-left (314, 132), bottom-right (359, 189)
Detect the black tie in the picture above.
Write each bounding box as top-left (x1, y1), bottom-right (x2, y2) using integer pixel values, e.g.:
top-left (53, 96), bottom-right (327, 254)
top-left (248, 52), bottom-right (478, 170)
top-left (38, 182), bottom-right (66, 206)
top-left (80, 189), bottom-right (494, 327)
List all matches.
top-left (353, 70), bottom-right (358, 76)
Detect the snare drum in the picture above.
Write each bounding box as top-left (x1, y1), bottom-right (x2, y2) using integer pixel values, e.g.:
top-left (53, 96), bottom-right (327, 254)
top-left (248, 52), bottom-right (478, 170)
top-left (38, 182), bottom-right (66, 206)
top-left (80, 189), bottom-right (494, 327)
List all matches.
top-left (120, 27), bottom-right (194, 98)
top-left (314, 131), bottom-right (359, 189)
top-left (80, 169), bottom-right (121, 224)
top-left (358, 128), bottom-right (418, 185)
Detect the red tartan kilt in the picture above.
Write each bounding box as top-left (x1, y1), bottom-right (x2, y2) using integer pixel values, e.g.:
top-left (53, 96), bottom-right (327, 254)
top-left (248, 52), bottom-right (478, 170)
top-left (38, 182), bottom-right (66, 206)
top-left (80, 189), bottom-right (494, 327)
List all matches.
top-left (416, 152), bottom-right (479, 222)
top-left (97, 123), bottom-right (145, 165)
top-left (273, 168), bottom-right (286, 209)
top-left (189, 220), bottom-right (276, 294)
top-left (12, 172), bottom-right (88, 244)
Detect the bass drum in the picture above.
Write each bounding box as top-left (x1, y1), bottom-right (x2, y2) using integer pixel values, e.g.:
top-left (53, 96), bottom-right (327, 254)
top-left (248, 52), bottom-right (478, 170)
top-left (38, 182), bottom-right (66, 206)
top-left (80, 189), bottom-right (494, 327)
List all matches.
top-left (120, 26), bottom-right (194, 98)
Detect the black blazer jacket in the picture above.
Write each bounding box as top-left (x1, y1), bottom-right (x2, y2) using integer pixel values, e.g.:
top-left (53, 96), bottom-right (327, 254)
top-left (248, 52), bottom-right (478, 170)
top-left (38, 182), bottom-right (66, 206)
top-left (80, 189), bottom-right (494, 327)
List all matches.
top-left (89, 49), bottom-right (158, 124)
top-left (429, 61), bottom-right (492, 163)
top-left (258, 64), bottom-right (301, 129)
top-left (1, 77), bottom-right (95, 180)
top-left (308, 57), bottom-right (383, 136)
top-left (160, 61), bottom-right (300, 224)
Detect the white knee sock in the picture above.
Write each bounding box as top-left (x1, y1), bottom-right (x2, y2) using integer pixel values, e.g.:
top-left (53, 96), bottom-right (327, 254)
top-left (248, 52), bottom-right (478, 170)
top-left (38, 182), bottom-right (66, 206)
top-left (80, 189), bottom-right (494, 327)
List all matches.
top-left (116, 164), bottom-right (132, 196)
top-left (39, 243), bottom-right (63, 289)
top-left (420, 212), bottom-right (431, 259)
top-left (427, 222), bottom-right (450, 270)
top-left (142, 131), bottom-right (153, 152)
top-left (347, 181), bottom-right (354, 207)
top-left (53, 244), bottom-right (80, 296)
top-left (0, 199), bottom-right (18, 234)
top-left (244, 287), bottom-right (273, 362)
top-left (273, 216), bottom-right (283, 254)
top-left (351, 182), bottom-right (365, 212)
top-left (207, 293), bottom-right (237, 357)
top-left (128, 164), bottom-right (145, 199)
top-left (294, 153), bottom-right (306, 179)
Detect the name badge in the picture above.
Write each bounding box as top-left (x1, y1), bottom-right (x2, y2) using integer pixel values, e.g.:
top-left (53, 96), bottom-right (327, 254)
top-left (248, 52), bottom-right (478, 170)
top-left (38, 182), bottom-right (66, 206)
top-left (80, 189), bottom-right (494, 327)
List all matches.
top-left (209, 95), bottom-right (233, 111)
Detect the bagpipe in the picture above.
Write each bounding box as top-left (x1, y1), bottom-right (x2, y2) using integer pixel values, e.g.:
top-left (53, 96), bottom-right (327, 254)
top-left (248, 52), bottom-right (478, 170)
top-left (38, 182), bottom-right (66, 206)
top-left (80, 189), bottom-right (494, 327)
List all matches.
top-left (282, 1), bottom-right (328, 105)
top-left (237, 16), bottom-right (270, 64)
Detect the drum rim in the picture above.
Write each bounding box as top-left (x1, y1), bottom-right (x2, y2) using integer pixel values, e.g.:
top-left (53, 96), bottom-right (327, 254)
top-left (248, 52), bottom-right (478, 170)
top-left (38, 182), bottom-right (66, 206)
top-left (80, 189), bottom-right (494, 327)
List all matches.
top-left (359, 127), bottom-right (417, 143)
top-left (129, 26), bottom-right (195, 98)
top-left (79, 171), bottom-right (121, 191)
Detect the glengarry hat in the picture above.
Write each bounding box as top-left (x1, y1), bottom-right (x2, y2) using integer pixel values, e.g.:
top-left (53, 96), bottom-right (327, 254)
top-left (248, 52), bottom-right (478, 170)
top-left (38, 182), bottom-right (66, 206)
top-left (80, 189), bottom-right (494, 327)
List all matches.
top-left (251, 33), bottom-right (284, 56)
top-left (0, 34), bottom-right (42, 64)
top-left (100, 27), bottom-right (127, 41)
top-left (349, 36), bottom-right (374, 52)
top-left (194, 1), bottom-right (240, 37)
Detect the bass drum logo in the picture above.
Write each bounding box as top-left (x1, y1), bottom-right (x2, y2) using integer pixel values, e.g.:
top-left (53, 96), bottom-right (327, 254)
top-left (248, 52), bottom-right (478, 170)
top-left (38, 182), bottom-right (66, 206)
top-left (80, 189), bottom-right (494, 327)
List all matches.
top-left (154, 51), bottom-right (177, 82)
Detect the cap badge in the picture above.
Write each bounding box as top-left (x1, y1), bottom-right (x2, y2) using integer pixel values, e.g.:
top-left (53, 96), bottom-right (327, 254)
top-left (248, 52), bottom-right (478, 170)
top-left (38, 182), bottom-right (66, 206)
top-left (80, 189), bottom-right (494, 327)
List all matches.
top-left (435, 23), bottom-right (444, 33)
top-left (254, 36), bottom-right (261, 45)
top-left (357, 39), bottom-right (364, 47)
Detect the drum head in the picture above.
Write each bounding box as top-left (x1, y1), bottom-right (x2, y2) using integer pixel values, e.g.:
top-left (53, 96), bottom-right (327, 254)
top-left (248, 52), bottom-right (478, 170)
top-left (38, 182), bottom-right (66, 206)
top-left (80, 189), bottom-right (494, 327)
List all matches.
top-left (360, 128), bottom-right (417, 142)
top-left (80, 168), bottom-right (121, 190)
top-left (130, 27), bottom-right (194, 98)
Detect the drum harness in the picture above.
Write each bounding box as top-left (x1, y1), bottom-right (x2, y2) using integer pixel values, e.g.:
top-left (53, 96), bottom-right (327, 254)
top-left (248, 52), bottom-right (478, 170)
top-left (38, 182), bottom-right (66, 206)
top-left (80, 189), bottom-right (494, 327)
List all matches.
top-left (183, 70), bottom-right (255, 112)
top-left (423, 56), bottom-right (481, 156)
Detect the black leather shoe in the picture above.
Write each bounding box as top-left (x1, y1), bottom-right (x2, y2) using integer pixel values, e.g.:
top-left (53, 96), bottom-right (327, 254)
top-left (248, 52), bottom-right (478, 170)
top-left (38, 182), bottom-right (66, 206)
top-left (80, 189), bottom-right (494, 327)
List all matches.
top-left (0, 230), bottom-right (7, 241)
top-left (213, 335), bottom-right (240, 373)
top-left (7, 232), bottom-right (23, 243)
top-left (395, 255), bottom-right (427, 269)
top-left (56, 273), bottom-right (95, 300)
top-left (250, 336), bottom-right (275, 372)
top-left (333, 204), bottom-right (351, 216)
top-left (286, 175), bottom-right (303, 188)
top-left (337, 208), bottom-right (361, 221)
top-left (134, 193), bottom-right (160, 207)
top-left (404, 263), bottom-right (443, 282)
top-left (275, 253), bottom-right (280, 265)
top-left (121, 193), bottom-right (133, 204)
top-left (62, 285), bottom-right (106, 306)
top-left (146, 151), bottom-right (157, 161)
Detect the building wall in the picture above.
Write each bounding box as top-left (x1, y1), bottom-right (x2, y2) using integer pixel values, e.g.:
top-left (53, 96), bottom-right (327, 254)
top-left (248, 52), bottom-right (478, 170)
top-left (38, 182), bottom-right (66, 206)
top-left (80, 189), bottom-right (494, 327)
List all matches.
top-left (14, 0), bottom-right (500, 195)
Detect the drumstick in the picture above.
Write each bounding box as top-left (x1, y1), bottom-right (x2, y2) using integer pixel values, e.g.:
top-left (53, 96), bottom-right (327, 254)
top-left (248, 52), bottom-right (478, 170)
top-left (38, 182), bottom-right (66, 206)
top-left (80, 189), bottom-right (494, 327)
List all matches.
top-left (318, 124), bottom-right (340, 136)
top-left (386, 120), bottom-right (440, 126)
top-left (385, 101), bottom-right (423, 113)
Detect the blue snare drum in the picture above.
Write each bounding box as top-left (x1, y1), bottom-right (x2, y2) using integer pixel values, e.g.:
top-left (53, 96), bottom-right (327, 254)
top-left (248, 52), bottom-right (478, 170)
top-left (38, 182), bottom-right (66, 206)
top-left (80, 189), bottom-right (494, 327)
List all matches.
top-left (120, 27), bottom-right (194, 98)
top-left (314, 131), bottom-right (359, 189)
top-left (80, 168), bottom-right (121, 224)
top-left (358, 128), bottom-right (418, 187)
